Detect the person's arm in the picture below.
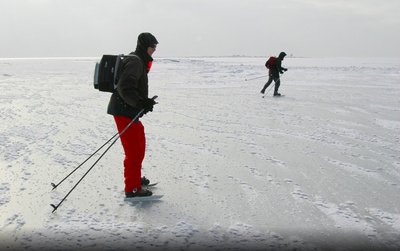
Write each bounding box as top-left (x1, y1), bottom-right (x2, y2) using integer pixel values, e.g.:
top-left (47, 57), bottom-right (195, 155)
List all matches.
top-left (277, 60), bottom-right (287, 73)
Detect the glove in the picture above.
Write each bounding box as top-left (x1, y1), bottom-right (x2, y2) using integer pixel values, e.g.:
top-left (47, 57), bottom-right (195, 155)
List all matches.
top-left (139, 98), bottom-right (156, 114)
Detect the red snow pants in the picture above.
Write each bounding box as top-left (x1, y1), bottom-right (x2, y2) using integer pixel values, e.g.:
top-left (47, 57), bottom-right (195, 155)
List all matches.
top-left (113, 116), bottom-right (146, 192)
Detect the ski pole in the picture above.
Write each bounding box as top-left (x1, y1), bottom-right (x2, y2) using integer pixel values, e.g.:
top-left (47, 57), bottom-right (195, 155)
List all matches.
top-left (50, 96), bottom-right (157, 213)
top-left (51, 96), bottom-right (159, 190)
top-left (245, 75), bottom-right (267, 81)
top-left (50, 132), bottom-right (119, 190)
top-left (50, 109), bottom-right (144, 213)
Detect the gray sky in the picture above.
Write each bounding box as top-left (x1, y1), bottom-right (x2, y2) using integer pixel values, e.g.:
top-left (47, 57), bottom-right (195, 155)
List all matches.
top-left (1, 0), bottom-right (399, 58)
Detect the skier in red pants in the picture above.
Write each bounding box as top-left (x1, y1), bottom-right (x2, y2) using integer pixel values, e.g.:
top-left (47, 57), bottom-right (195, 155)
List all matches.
top-left (107, 32), bottom-right (158, 198)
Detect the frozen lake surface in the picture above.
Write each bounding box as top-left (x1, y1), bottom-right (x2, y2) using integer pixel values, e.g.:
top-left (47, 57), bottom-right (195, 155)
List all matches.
top-left (1, 56), bottom-right (400, 250)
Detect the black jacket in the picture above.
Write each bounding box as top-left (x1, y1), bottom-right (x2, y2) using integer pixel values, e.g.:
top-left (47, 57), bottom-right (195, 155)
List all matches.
top-left (269, 52), bottom-right (287, 78)
top-left (107, 51), bottom-right (153, 119)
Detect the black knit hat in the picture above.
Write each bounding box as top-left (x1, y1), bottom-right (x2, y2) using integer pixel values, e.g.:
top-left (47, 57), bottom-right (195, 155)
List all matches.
top-left (137, 32), bottom-right (158, 49)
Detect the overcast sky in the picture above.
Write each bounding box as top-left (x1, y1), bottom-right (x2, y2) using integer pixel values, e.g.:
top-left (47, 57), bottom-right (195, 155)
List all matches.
top-left (1, 0), bottom-right (399, 58)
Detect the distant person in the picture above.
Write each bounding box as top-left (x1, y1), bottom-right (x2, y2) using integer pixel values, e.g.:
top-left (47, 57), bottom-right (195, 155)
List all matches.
top-left (260, 52), bottom-right (288, 96)
top-left (107, 32), bottom-right (158, 198)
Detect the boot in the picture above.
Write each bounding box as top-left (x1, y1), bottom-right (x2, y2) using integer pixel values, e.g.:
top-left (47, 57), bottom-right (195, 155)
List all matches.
top-left (125, 188), bottom-right (153, 198)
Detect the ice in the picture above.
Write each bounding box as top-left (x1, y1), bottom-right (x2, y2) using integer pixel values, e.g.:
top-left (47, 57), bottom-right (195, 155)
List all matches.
top-left (0, 56), bottom-right (399, 250)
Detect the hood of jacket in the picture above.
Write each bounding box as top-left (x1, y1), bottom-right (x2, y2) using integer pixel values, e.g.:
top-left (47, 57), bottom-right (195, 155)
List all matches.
top-left (134, 32), bottom-right (158, 63)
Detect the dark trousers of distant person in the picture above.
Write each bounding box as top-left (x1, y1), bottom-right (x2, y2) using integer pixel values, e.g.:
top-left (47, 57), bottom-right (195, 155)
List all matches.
top-left (113, 116), bottom-right (146, 193)
top-left (261, 74), bottom-right (280, 95)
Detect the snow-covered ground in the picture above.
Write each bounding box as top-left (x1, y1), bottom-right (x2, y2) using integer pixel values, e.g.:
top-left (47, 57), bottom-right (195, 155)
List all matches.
top-left (1, 56), bottom-right (399, 250)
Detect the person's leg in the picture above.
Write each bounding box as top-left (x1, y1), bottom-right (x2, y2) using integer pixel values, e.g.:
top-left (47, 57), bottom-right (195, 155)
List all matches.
top-left (273, 78), bottom-right (281, 95)
top-left (261, 76), bottom-right (273, 93)
top-left (113, 116), bottom-right (146, 192)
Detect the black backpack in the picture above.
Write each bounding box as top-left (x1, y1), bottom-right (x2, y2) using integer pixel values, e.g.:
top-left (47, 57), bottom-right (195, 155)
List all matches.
top-left (93, 54), bottom-right (138, 93)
